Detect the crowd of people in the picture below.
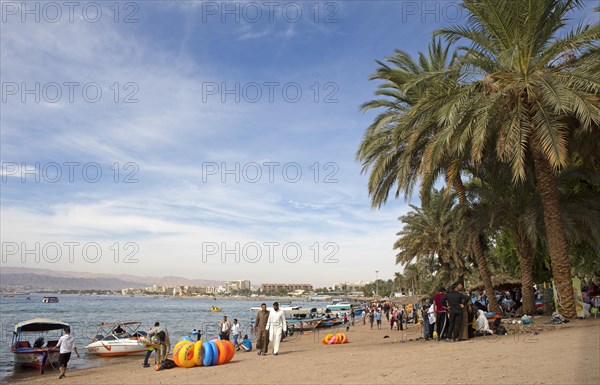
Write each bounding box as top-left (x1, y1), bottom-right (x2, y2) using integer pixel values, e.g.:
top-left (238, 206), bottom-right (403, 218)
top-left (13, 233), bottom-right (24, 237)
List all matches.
top-left (360, 282), bottom-right (506, 342)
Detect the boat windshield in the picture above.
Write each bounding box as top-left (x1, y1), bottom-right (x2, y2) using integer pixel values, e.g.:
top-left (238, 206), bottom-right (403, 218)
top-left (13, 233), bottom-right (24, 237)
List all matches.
top-left (94, 322), bottom-right (145, 339)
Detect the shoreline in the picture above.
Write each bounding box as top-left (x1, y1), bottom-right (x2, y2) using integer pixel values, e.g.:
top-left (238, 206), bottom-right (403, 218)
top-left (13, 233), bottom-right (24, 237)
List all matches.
top-left (7, 317), bottom-right (599, 384)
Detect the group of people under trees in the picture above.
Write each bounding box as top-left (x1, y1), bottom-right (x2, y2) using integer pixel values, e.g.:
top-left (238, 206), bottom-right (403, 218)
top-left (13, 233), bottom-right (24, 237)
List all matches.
top-left (361, 282), bottom-right (499, 341)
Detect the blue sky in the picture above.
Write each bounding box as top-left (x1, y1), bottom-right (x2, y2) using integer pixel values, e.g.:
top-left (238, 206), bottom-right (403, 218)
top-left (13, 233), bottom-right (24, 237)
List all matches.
top-left (1, 1), bottom-right (597, 287)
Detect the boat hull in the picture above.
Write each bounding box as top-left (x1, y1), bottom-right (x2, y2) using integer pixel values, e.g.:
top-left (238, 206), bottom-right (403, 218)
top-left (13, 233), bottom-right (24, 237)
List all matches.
top-left (85, 339), bottom-right (146, 357)
top-left (13, 349), bottom-right (60, 370)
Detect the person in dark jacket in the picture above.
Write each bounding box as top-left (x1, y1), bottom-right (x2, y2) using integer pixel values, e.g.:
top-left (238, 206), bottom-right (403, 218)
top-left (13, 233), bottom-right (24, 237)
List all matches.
top-left (441, 283), bottom-right (470, 341)
top-left (254, 303), bottom-right (269, 356)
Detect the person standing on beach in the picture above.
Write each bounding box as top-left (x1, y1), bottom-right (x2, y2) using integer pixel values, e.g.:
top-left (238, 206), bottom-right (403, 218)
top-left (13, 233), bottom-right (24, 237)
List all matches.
top-left (232, 319), bottom-right (241, 350)
top-left (147, 322), bottom-right (167, 363)
top-left (254, 303), bottom-right (269, 356)
top-left (368, 310), bottom-right (374, 329)
top-left (375, 308), bottom-right (382, 330)
top-left (361, 310), bottom-right (366, 325)
top-left (219, 316), bottom-right (231, 341)
top-left (441, 283), bottom-right (470, 341)
top-left (433, 288), bottom-right (448, 340)
top-left (56, 326), bottom-right (80, 379)
top-left (265, 302), bottom-right (287, 355)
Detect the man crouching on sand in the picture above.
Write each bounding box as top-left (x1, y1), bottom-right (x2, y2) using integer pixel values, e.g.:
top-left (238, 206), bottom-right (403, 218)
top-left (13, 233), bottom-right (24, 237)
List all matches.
top-left (56, 327), bottom-right (80, 379)
top-left (266, 302), bottom-right (287, 356)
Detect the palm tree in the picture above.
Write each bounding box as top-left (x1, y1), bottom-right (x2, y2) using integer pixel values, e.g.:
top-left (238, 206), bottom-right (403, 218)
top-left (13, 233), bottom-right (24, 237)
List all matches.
top-left (467, 158), bottom-right (541, 314)
top-left (358, 39), bottom-right (502, 312)
top-left (422, 0), bottom-right (600, 317)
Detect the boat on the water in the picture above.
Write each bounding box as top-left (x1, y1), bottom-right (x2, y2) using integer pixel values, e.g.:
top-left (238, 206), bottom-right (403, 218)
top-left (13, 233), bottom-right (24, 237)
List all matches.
top-left (85, 322), bottom-right (147, 357)
top-left (11, 318), bottom-right (69, 374)
top-left (42, 296), bottom-right (59, 303)
top-left (209, 306), bottom-right (222, 312)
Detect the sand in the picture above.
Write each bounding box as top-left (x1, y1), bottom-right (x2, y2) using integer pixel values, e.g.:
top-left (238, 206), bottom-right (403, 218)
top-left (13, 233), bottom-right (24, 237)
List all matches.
top-left (10, 317), bottom-right (600, 384)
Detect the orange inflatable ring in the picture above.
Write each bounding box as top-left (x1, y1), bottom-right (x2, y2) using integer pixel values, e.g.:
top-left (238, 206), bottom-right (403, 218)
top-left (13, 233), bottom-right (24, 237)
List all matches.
top-left (223, 340), bottom-right (235, 363)
top-left (213, 339), bottom-right (228, 365)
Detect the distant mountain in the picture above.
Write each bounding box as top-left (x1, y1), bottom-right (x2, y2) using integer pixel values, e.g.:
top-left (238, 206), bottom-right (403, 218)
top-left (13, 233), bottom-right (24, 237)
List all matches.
top-left (0, 266), bottom-right (224, 290)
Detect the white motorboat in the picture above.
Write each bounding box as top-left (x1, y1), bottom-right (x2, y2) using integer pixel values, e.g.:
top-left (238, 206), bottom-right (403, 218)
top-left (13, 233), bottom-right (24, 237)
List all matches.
top-left (85, 322), bottom-right (147, 357)
top-left (11, 318), bottom-right (68, 374)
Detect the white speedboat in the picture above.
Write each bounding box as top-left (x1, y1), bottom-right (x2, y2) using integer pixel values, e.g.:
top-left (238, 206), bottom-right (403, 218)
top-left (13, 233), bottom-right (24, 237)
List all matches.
top-left (85, 322), bottom-right (147, 357)
top-left (11, 318), bottom-right (68, 374)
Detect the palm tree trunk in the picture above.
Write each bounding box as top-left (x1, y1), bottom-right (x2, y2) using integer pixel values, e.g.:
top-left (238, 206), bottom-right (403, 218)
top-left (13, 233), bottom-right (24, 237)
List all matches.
top-left (515, 231), bottom-right (535, 315)
top-left (530, 142), bottom-right (576, 318)
top-left (452, 175), bottom-right (502, 313)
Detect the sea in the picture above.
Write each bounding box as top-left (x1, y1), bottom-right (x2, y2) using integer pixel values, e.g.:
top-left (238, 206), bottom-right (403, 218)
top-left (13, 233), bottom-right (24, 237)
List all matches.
top-left (0, 294), bottom-right (327, 383)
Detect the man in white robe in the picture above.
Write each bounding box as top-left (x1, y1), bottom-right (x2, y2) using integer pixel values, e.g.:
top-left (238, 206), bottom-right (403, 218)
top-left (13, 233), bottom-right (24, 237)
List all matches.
top-left (265, 302), bottom-right (287, 355)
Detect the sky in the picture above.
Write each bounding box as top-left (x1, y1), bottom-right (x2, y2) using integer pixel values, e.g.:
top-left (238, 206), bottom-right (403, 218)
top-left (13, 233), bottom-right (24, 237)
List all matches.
top-left (1, 1), bottom-right (597, 288)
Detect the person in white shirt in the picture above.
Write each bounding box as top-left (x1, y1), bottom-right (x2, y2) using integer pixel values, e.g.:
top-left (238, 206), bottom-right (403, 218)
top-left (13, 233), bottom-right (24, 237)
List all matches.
top-left (231, 319), bottom-right (241, 350)
top-left (265, 302), bottom-right (287, 355)
top-left (56, 327), bottom-right (80, 379)
top-left (219, 316), bottom-right (231, 341)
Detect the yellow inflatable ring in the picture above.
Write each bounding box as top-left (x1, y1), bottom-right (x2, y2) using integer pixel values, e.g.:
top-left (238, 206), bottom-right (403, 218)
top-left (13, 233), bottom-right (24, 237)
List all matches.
top-left (172, 342), bottom-right (187, 367)
top-left (174, 340), bottom-right (191, 354)
top-left (193, 340), bottom-right (203, 366)
top-left (178, 342), bottom-right (196, 368)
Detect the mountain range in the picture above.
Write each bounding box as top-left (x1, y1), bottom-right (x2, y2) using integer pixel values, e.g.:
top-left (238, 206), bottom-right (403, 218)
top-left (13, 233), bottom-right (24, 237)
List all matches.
top-left (0, 266), bottom-right (225, 291)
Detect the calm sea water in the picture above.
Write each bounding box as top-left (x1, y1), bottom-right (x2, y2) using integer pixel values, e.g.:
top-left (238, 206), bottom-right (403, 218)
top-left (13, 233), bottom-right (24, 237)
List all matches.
top-left (0, 294), bottom-right (325, 383)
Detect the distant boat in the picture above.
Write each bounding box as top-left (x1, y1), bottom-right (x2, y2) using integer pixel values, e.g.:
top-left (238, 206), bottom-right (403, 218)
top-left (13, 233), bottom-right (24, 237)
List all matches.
top-left (41, 297), bottom-right (58, 303)
top-left (12, 318), bottom-right (69, 374)
top-left (209, 306), bottom-right (222, 312)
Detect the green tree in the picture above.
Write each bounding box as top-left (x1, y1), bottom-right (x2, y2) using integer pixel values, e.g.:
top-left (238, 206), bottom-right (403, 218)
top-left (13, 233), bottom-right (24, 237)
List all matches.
top-left (358, 39), bottom-right (502, 312)
top-left (421, 0), bottom-right (599, 317)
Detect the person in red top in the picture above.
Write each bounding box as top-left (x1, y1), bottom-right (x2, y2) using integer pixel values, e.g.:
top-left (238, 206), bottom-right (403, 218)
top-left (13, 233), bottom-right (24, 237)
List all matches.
top-left (433, 287), bottom-right (448, 340)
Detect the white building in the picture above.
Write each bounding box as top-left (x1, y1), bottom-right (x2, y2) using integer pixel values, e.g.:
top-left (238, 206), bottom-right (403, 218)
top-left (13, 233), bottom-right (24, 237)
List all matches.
top-left (225, 280), bottom-right (251, 293)
top-left (332, 281), bottom-right (371, 293)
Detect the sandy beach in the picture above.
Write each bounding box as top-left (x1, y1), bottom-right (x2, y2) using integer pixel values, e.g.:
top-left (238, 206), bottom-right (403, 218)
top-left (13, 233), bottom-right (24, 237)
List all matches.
top-left (10, 317), bottom-right (599, 385)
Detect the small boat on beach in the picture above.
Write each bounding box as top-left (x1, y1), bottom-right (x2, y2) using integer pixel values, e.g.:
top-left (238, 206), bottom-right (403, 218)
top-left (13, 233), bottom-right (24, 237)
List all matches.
top-left (11, 318), bottom-right (69, 374)
top-left (85, 322), bottom-right (147, 357)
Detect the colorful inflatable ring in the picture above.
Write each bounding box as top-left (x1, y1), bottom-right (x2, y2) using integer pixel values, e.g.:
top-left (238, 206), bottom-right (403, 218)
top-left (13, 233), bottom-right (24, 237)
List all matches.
top-left (328, 334), bottom-right (336, 344)
top-left (223, 340), bottom-right (235, 363)
top-left (214, 339), bottom-right (228, 365)
top-left (202, 340), bottom-right (218, 366)
top-left (172, 341), bottom-right (187, 367)
top-left (174, 340), bottom-right (191, 354)
top-left (193, 340), bottom-right (203, 366)
top-left (177, 342), bottom-right (196, 368)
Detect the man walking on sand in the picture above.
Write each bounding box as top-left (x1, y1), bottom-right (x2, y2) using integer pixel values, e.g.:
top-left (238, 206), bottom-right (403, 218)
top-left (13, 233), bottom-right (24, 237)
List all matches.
top-left (266, 302), bottom-right (287, 356)
top-left (56, 326), bottom-right (80, 379)
top-left (254, 303), bottom-right (269, 356)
